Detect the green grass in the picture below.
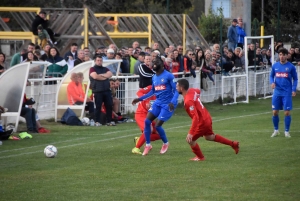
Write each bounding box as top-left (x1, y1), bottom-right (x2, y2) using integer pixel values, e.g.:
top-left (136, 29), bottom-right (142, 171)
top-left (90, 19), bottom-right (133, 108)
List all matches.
top-left (1, 97), bottom-right (300, 201)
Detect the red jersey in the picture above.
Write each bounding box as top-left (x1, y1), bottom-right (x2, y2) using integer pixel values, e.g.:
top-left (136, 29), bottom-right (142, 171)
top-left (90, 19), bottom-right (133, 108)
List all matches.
top-left (184, 88), bottom-right (211, 135)
top-left (135, 86), bottom-right (156, 114)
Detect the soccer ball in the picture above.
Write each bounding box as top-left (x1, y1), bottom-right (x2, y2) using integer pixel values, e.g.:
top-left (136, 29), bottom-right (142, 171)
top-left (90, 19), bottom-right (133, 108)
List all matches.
top-left (81, 117), bottom-right (90, 126)
top-left (44, 145), bottom-right (58, 158)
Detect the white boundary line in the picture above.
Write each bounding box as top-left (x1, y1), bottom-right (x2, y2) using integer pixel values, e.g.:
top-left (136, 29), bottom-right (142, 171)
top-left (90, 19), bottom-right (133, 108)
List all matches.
top-left (1, 109), bottom-right (299, 159)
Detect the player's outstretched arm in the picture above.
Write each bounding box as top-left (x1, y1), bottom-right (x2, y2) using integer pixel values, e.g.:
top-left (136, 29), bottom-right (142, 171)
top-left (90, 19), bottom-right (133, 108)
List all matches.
top-left (132, 98), bottom-right (140, 105)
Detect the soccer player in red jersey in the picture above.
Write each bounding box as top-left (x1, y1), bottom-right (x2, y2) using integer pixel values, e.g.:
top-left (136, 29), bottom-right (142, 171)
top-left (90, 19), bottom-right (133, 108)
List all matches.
top-left (132, 85), bottom-right (161, 154)
top-left (176, 79), bottom-right (239, 161)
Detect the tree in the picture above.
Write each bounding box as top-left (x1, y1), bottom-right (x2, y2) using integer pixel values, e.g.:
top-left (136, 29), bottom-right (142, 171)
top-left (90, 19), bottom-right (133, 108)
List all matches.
top-left (198, 6), bottom-right (229, 45)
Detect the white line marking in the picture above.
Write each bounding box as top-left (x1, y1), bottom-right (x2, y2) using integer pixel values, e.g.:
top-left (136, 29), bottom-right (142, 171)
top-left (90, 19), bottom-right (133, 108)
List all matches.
top-left (1, 108), bottom-right (299, 159)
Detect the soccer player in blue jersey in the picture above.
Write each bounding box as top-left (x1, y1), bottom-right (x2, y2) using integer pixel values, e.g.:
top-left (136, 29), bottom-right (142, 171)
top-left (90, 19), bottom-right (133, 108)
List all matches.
top-left (270, 48), bottom-right (298, 138)
top-left (132, 55), bottom-right (179, 155)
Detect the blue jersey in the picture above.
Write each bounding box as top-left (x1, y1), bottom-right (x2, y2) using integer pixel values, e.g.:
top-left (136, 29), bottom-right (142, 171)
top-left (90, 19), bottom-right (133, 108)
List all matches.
top-left (270, 61), bottom-right (298, 96)
top-left (139, 70), bottom-right (178, 106)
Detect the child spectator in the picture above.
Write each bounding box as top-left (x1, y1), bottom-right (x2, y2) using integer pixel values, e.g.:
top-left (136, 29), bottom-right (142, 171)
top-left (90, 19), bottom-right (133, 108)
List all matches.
top-left (37, 25), bottom-right (52, 48)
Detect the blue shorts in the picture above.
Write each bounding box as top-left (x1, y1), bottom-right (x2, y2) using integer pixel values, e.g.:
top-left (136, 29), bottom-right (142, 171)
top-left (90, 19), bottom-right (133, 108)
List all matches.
top-left (272, 95), bottom-right (292, 111)
top-left (148, 101), bottom-right (175, 122)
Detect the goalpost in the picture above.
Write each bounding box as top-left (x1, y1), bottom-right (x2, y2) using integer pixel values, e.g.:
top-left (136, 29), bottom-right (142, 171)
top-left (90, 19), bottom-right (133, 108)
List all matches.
top-left (221, 35), bottom-right (274, 105)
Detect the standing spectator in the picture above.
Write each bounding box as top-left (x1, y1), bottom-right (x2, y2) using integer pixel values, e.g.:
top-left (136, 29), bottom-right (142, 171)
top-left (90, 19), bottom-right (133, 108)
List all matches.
top-left (248, 43), bottom-right (256, 66)
top-left (106, 48), bottom-right (121, 75)
top-left (169, 44), bottom-right (175, 52)
top-left (177, 45), bottom-right (184, 74)
top-left (83, 47), bottom-right (92, 61)
top-left (163, 47), bottom-right (169, 57)
top-left (130, 49), bottom-right (139, 74)
top-left (144, 46), bottom-right (152, 54)
top-left (0, 52), bottom-right (8, 70)
top-left (222, 49), bottom-right (235, 76)
top-left (236, 21), bottom-right (246, 49)
top-left (195, 49), bottom-right (205, 70)
top-left (134, 52), bottom-right (145, 75)
top-left (31, 10), bottom-right (59, 45)
top-left (108, 44), bottom-right (117, 53)
top-left (212, 44), bottom-right (220, 52)
top-left (183, 50), bottom-right (196, 78)
top-left (74, 49), bottom-right (85, 67)
top-left (47, 47), bottom-right (68, 77)
top-left (10, 49), bottom-right (27, 67)
top-left (64, 43), bottom-right (78, 72)
top-left (270, 48), bottom-right (298, 138)
top-left (89, 55), bottom-right (115, 126)
top-left (227, 19), bottom-right (238, 51)
top-left (138, 55), bottom-right (155, 88)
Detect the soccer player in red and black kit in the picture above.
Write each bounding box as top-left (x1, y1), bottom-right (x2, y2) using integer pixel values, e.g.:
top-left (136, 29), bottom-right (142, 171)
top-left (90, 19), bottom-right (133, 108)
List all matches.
top-left (176, 79), bottom-right (239, 161)
top-left (132, 85), bottom-right (161, 154)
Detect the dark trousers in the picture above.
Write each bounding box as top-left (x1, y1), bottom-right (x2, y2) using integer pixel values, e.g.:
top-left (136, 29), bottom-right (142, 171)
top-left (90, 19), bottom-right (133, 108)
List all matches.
top-left (94, 91), bottom-right (112, 123)
top-left (74, 101), bottom-right (95, 120)
top-left (21, 107), bottom-right (37, 132)
top-left (237, 43), bottom-right (244, 49)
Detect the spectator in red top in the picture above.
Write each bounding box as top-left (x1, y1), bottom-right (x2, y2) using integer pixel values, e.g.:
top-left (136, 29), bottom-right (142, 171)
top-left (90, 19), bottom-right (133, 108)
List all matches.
top-left (176, 79), bottom-right (239, 161)
top-left (171, 50), bottom-right (180, 76)
top-left (67, 73), bottom-right (95, 120)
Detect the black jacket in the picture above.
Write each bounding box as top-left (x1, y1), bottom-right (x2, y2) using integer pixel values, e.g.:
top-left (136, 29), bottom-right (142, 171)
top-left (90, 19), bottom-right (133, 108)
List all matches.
top-left (32, 15), bottom-right (49, 35)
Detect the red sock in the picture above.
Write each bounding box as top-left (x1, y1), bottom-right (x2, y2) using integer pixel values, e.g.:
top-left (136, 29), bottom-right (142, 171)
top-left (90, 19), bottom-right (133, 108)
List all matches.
top-left (150, 133), bottom-right (161, 141)
top-left (214, 134), bottom-right (233, 146)
top-left (136, 133), bottom-right (145, 149)
top-left (191, 143), bottom-right (204, 159)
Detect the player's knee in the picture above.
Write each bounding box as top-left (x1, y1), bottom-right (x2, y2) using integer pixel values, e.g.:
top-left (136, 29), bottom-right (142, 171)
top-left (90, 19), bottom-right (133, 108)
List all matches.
top-left (145, 118), bottom-right (151, 127)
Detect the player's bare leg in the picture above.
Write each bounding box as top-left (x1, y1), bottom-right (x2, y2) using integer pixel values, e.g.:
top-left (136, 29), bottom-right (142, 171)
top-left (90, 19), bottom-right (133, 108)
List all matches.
top-left (205, 134), bottom-right (239, 154)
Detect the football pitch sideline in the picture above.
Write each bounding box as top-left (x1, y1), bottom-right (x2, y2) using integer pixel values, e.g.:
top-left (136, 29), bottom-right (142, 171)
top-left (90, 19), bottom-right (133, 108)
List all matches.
top-left (0, 97), bottom-right (300, 201)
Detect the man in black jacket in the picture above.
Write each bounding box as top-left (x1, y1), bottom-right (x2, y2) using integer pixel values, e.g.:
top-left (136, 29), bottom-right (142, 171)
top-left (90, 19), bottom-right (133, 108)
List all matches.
top-left (31, 10), bottom-right (60, 44)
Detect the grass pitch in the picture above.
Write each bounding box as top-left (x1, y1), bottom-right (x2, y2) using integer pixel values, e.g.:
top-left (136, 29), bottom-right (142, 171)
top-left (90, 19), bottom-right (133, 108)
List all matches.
top-left (1, 97), bottom-right (300, 201)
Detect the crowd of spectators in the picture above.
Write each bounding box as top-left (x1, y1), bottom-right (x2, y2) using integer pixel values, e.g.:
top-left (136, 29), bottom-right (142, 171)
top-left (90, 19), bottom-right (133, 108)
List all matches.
top-left (1, 13), bottom-right (300, 131)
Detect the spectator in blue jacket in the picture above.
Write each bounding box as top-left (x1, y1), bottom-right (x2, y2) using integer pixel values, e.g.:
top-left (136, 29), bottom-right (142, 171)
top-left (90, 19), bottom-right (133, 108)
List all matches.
top-left (236, 21), bottom-right (246, 49)
top-left (227, 19), bottom-right (238, 51)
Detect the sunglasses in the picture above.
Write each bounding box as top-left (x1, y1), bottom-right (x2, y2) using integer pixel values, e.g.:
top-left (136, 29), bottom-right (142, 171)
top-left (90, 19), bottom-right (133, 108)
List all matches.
top-left (178, 48), bottom-right (183, 50)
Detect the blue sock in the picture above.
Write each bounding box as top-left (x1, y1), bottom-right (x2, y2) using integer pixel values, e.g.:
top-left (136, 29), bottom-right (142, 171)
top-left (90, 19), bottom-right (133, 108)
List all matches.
top-left (272, 115), bottom-right (279, 130)
top-left (144, 119), bottom-right (152, 144)
top-left (156, 126), bottom-right (168, 143)
top-left (284, 115), bottom-right (291, 132)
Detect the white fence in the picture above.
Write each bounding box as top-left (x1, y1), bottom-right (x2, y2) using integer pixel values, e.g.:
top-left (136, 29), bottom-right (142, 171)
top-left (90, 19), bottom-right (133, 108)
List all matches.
top-left (26, 67), bottom-right (300, 120)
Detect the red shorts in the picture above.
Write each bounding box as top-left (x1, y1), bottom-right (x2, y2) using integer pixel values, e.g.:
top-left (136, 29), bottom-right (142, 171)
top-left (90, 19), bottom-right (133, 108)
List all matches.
top-left (192, 118), bottom-right (214, 141)
top-left (135, 113), bottom-right (156, 132)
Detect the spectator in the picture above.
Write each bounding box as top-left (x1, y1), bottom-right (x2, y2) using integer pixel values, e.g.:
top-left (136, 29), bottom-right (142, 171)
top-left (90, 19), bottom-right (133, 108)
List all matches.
top-left (130, 49), bottom-right (139, 74)
top-left (163, 47), bottom-right (169, 57)
top-left (64, 43), bottom-right (78, 72)
top-left (40, 44), bottom-right (51, 61)
top-left (10, 48), bottom-right (27, 67)
top-left (110, 79), bottom-right (121, 120)
top-left (37, 25), bottom-right (51, 48)
top-left (34, 50), bottom-right (42, 61)
top-left (195, 49), bottom-right (205, 70)
top-left (294, 47), bottom-right (300, 63)
top-left (183, 50), bottom-right (194, 77)
top-left (31, 10), bottom-right (60, 45)
top-left (222, 49), bottom-right (235, 76)
top-left (108, 44), bottom-right (117, 53)
top-left (21, 94), bottom-right (38, 134)
top-left (172, 50), bottom-right (180, 76)
top-left (266, 49), bottom-right (272, 66)
top-left (132, 41), bottom-right (140, 49)
top-left (227, 19), bottom-right (238, 51)
top-left (21, 43), bottom-right (38, 62)
top-left (194, 46), bottom-right (201, 53)
top-left (152, 42), bottom-right (159, 50)
top-left (164, 58), bottom-right (172, 71)
top-left (118, 50), bottom-right (130, 74)
top-left (201, 59), bottom-right (215, 85)
top-left (0, 52), bottom-right (8, 70)
top-left (138, 55), bottom-right (155, 88)
top-left (144, 46), bottom-right (152, 54)
top-left (212, 44), bottom-right (220, 52)
top-left (89, 55), bottom-right (115, 126)
top-left (233, 47), bottom-right (243, 69)
top-left (47, 47), bottom-right (68, 77)
top-left (83, 47), bottom-right (92, 61)
top-left (169, 44), bottom-right (175, 52)
top-left (236, 21), bottom-right (246, 49)
top-left (22, 51), bottom-right (37, 63)
top-left (134, 52), bottom-right (145, 75)
top-left (248, 43), bottom-right (256, 66)
top-left (289, 47), bottom-right (295, 62)
top-left (177, 45), bottom-right (184, 74)
top-left (74, 49), bottom-right (85, 67)
top-left (67, 73), bottom-right (94, 120)
top-left (106, 48), bottom-right (121, 75)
